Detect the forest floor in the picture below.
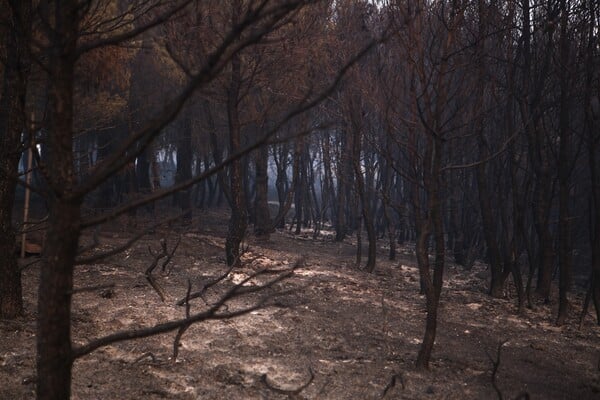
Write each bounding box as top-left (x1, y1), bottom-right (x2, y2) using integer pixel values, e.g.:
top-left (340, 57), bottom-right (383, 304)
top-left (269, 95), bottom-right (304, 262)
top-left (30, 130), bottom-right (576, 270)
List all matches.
top-left (1, 208), bottom-right (600, 399)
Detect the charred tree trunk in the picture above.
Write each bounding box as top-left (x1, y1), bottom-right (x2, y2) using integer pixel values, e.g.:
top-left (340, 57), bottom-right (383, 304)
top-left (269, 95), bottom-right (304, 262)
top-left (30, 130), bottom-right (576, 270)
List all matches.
top-left (293, 138), bottom-right (305, 234)
top-left (556, 0), bottom-right (572, 325)
top-left (37, 2), bottom-right (80, 397)
top-left (0, 0), bottom-right (30, 319)
top-left (254, 145), bottom-right (271, 239)
top-left (585, 0), bottom-right (600, 325)
top-left (590, 113), bottom-right (600, 324)
top-left (335, 131), bottom-right (353, 241)
top-left (532, 165), bottom-right (554, 300)
top-left (271, 142), bottom-right (297, 230)
top-left (175, 115), bottom-right (193, 224)
top-left (477, 146), bottom-right (506, 297)
top-left (273, 143), bottom-right (289, 222)
top-left (135, 147), bottom-right (155, 213)
top-left (225, 14), bottom-right (247, 266)
top-left (351, 121), bottom-right (376, 272)
top-left (416, 135), bottom-right (445, 370)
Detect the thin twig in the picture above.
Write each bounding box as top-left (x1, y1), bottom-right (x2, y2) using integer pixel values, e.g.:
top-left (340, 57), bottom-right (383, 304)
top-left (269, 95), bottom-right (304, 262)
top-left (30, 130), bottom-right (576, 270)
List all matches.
top-left (146, 239), bottom-right (171, 302)
top-left (76, 214), bottom-right (183, 265)
top-left (173, 279), bottom-right (192, 361)
top-left (487, 340), bottom-right (508, 400)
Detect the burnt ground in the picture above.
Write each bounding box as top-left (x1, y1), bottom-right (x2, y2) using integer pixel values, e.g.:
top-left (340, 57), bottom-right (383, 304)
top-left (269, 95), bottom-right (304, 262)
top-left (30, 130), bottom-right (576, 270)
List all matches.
top-left (1, 208), bottom-right (599, 399)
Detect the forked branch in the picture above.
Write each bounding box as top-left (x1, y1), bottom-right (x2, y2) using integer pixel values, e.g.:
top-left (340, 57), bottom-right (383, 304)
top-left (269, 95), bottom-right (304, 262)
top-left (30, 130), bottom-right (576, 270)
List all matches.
top-left (72, 258), bottom-right (305, 360)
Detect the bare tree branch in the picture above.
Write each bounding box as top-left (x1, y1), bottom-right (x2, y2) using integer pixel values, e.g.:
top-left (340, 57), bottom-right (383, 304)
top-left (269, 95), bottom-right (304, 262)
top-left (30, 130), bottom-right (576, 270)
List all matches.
top-left (71, 258), bottom-right (304, 359)
top-left (76, 213), bottom-right (183, 265)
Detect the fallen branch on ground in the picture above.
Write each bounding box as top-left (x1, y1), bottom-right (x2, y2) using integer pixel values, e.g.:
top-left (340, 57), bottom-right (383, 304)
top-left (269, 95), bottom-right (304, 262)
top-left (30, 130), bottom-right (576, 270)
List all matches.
top-left (72, 258), bottom-right (304, 360)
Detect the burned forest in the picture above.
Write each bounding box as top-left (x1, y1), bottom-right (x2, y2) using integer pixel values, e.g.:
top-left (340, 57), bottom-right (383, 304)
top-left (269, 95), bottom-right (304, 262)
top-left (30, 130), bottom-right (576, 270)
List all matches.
top-left (0, 0), bottom-right (599, 399)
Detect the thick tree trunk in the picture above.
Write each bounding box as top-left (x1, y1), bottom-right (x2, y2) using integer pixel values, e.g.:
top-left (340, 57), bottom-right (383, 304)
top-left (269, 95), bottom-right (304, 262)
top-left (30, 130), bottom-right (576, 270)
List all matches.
top-left (0, 0), bottom-right (31, 319)
top-left (585, 0), bottom-right (600, 325)
top-left (37, 200), bottom-right (80, 400)
top-left (335, 131), bottom-right (353, 241)
top-left (533, 171), bottom-right (554, 300)
top-left (556, 0), bottom-right (572, 325)
top-left (477, 156), bottom-right (506, 297)
top-left (37, 2), bottom-right (80, 397)
top-left (591, 133), bottom-right (600, 325)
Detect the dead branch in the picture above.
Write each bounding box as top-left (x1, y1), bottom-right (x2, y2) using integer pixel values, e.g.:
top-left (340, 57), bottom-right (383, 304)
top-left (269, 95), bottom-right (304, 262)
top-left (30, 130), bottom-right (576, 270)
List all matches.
top-left (487, 340), bottom-right (529, 400)
top-left (76, 214), bottom-right (183, 265)
top-left (145, 238), bottom-right (176, 302)
top-left (173, 279), bottom-right (192, 361)
top-left (72, 258), bottom-right (303, 360)
top-left (260, 367), bottom-right (314, 396)
top-left (174, 245), bottom-right (252, 306)
top-left (176, 263), bottom-right (237, 306)
top-left (487, 340), bottom-right (508, 400)
top-left (18, 257), bottom-right (43, 271)
top-left (161, 236), bottom-right (181, 273)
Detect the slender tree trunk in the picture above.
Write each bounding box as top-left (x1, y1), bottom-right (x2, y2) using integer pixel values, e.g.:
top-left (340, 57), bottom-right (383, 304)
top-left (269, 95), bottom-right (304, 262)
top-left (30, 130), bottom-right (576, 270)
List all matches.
top-left (274, 143), bottom-right (289, 221)
top-left (225, 7), bottom-right (247, 266)
top-left (254, 145), bottom-right (271, 239)
top-left (414, 191), bottom-right (433, 368)
top-left (135, 147), bottom-right (155, 213)
top-left (293, 139), bottom-right (305, 234)
top-left (416, 136), bottom-right (445, 369)
top-left (176, 115), bottom-right (193, 224)
top-left (352, 125), bottom-right (376, 272)
top-left (271, 142), bottom-right (297, 230)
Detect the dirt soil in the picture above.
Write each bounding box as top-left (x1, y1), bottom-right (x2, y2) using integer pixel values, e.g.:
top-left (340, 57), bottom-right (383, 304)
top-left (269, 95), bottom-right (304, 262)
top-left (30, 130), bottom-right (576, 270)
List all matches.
top-left (1, 208), bottom-right (599, 399)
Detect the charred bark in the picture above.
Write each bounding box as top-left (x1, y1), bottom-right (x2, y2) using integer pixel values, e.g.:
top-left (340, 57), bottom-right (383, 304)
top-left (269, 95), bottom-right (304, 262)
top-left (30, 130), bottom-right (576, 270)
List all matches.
top-left (254, 145), bottom-right (271, 239)
top-left (0, 0), bottom-right (30, 319)
top-left (225, 11), bottom-right (247, 266)
top-left (37, 2), bottom-right (80, 397)
top-left (176, 115), bottom-right (193, 224)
